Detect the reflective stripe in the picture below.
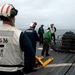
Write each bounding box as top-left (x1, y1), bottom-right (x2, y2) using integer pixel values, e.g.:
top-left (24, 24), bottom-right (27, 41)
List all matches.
top-left (0, 65), bottom-right (24, 67)
top-left (6, 5), bottom-right (10, 14)
top-left (0, 67), bottom-right (23, 72)
top-left (25, 30), bottom-right (33, 32)
top-left (0, 31), bottom-right (14, 37)
top-left (1, 4), bottom-right (6, 13)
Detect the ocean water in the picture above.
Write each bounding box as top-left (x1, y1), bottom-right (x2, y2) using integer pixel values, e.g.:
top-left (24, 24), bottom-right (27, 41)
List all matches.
top-left (55, 29), bottom-right (75, 39)
top-left (21, 29), bottom-right (75, 39)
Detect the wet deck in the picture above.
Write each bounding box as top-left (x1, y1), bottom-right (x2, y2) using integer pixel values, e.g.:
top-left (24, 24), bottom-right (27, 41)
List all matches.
top-left (25, 43), bottom-right (75, 75)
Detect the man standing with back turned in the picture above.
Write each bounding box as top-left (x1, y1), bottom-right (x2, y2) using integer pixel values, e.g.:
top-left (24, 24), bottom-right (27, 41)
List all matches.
top-left (0, 3), bottom-right (35, 75)
top-left (38, 24), bottom-right (44, 45)
top-left (25, 22), bottom-right (39, 55)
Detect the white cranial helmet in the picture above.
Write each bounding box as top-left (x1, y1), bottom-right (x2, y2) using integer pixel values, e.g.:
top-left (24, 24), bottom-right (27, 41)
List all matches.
top-left (0, 4), bottom-right (18, 17)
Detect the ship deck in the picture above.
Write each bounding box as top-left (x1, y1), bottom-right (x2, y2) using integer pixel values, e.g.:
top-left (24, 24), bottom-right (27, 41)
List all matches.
top-left (25, 43), bottom-right (75, 75)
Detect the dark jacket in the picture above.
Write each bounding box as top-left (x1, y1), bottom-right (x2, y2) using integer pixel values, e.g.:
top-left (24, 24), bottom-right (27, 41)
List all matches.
top-left (20, 32), bottom-right (35, 74)
top-left (24, 28), bottom-right (39, 53)
top-left (38, 27), bottom-right (44, 35)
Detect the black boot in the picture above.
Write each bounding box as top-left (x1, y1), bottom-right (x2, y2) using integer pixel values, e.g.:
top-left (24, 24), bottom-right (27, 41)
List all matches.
top-left (41, 50), bottom-right (44, 56)
top-left (46, 54), bottom-right (50, 56)
top-left (41, 53), bottom-right (44, 56)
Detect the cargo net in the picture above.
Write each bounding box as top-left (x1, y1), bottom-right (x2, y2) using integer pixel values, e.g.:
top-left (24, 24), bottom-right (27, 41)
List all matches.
top-left (56, 31), bottom-right (75, 53)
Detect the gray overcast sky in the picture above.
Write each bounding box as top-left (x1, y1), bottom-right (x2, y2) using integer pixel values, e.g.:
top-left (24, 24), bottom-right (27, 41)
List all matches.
top-left (0, 0), bottom-right (75, 29)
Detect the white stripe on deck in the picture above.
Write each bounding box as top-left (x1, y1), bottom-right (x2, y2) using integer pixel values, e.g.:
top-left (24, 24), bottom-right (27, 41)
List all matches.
top-left (45, 63), bottom-right (75, 68)
top-left (37, 48), bottom-right (43, 50)
top-left (37, 47), bottom-right (53, 51)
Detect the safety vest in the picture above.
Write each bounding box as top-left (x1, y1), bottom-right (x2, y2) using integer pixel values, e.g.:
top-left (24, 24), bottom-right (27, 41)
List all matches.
top-left (0, 24), bottom-right (24, 72)
top-left (50, 27), bottom-right (55, 34)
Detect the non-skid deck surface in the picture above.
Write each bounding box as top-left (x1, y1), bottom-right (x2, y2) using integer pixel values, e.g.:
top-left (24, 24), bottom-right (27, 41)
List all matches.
top-left (24, 43), bottom-right (75, 75)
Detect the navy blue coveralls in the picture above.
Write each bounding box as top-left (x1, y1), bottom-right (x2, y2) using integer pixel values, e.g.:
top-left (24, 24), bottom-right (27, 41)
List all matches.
top-left (24, 28), bottom-right (39, 54)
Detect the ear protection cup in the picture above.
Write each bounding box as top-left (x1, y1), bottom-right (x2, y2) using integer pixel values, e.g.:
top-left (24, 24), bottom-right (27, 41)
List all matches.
top-left (10, 8), bottom-right (18, 17)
